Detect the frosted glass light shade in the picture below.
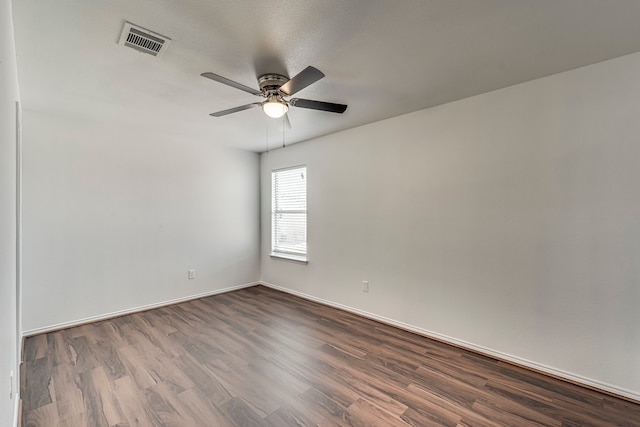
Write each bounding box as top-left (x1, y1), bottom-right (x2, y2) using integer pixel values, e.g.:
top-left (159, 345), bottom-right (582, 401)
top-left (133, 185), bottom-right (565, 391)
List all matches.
top-left (263, 99), bottom-right (288, 118)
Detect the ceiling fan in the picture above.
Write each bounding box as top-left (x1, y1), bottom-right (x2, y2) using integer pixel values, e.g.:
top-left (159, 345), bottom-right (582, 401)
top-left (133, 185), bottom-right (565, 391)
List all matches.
top-left (200, 66), bottom-right (347, 122)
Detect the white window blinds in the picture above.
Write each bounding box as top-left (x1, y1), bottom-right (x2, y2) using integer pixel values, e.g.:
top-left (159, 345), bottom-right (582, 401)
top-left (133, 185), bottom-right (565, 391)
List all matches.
top-left (272, 166), bottom-right (307, 261)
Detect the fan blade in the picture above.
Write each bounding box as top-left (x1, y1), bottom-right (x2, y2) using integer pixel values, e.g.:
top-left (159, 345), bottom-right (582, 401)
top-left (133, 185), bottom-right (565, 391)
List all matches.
top-left (290, 98), bottom-right (348, 114)
top-left (210, 103), bottom-right (261, 117)
top-left (201, 72), bottom-right (261, 96)
top-left (279, 66), bottom-right (325, 96)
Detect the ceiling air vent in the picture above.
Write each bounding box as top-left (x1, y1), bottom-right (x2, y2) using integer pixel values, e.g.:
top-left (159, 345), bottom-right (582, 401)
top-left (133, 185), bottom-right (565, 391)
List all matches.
top-left (118, 22), bottom-right (171, 58)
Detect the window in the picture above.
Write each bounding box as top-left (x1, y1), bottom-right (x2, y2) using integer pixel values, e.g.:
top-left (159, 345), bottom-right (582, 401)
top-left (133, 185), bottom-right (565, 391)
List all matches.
top-left (271, 165), bottom-right (307, 262)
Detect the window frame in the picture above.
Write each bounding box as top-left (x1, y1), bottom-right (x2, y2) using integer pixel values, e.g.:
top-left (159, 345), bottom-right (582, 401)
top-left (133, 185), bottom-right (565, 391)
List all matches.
top-left (270, 165), bottom-right (308, 263)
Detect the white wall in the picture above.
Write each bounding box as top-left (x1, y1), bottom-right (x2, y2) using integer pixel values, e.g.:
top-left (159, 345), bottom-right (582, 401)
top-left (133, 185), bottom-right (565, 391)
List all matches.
top-left (261, 52), bottom-right (640, 399)
top-left (22, 111), bottom-right (260, 332)
top-left (0, 0), bottom-right (19, 424)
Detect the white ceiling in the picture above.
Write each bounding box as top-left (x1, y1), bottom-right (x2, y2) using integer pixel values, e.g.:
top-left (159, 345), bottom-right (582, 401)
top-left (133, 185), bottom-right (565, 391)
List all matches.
top-left (12, 0), bottom-right (640, 152)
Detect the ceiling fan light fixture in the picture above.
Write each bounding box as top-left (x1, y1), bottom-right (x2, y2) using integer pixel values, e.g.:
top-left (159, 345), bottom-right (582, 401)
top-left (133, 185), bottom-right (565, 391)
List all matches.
top-left (202, 66), bottom-right (347, 119)
top-left (263, 96), bottom-right (288, 118)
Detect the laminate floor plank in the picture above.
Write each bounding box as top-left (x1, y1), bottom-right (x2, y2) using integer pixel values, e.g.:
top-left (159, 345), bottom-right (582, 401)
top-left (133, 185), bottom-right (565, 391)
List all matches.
top-left (22, 357), bottom-right (55, 413)
top-left (347, 397), bottom-right (411, 426)
top-left (23, 334), bottom-right (47, 362)
top-left (264, 404), bottom-right (318, 427)
top-left (58, 412), bottom-right (89, 427)
top-left (177, 387), bottom-right (234, 426)
top-left (113, 375), bottom-right (158, 427)
top-left (46, 332), bottom-right (75, 367)
top-left (23, 402), bottom-right (59, 427)
top-left (52, 362), bottom-right (85, 420)
top-left (174, 353), bottom-right (232, 404)
top-left (296, 387), bottom-right (353, 426)
top-left (22, 285), bottom-right (640, 426)
top-left (222, 396), bottom-right (268, 427)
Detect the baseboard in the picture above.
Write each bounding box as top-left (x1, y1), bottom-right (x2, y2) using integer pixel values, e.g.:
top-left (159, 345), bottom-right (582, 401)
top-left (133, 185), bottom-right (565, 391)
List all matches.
top-left (259, 281), bottom-right (640, 404)
top-left (13, 394), bottom-right (20, 427)
top-left (22, 281), bottom-right (259, 337)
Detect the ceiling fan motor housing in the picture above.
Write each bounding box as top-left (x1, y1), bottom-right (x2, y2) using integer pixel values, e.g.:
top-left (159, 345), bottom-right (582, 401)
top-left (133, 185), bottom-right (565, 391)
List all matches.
top-left (258, 73), bottom-right (289, 94)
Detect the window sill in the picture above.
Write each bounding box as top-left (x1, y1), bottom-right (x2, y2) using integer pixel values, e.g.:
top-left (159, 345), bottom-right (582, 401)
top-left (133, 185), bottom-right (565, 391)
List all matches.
top-left (270, 253), bottom-right (308, 264)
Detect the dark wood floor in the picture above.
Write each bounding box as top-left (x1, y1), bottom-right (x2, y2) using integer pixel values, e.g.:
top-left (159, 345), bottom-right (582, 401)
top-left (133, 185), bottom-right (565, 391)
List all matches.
top-left (21, 285), bottom-right (640, 427)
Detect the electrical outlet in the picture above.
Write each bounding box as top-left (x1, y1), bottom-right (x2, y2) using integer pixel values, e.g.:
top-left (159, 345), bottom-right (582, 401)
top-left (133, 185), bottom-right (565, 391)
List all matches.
top-left (188, 269), bottom-right (196, 279)
top-left (362, 280), bottom-right (369, 292)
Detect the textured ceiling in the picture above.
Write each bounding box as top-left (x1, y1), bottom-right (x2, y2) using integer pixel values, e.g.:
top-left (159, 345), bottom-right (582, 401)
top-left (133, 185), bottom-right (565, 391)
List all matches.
top-left (12, 0), bottom-right (640, 152)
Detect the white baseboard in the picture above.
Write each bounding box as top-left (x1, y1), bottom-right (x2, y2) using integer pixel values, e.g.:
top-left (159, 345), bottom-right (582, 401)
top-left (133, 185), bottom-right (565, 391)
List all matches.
top-left (22, 282), bottom-right (259, 337)
top-left (259, 281), bottom-right (640, 403)
top-left (13, 393), bottom-right (19, 427)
